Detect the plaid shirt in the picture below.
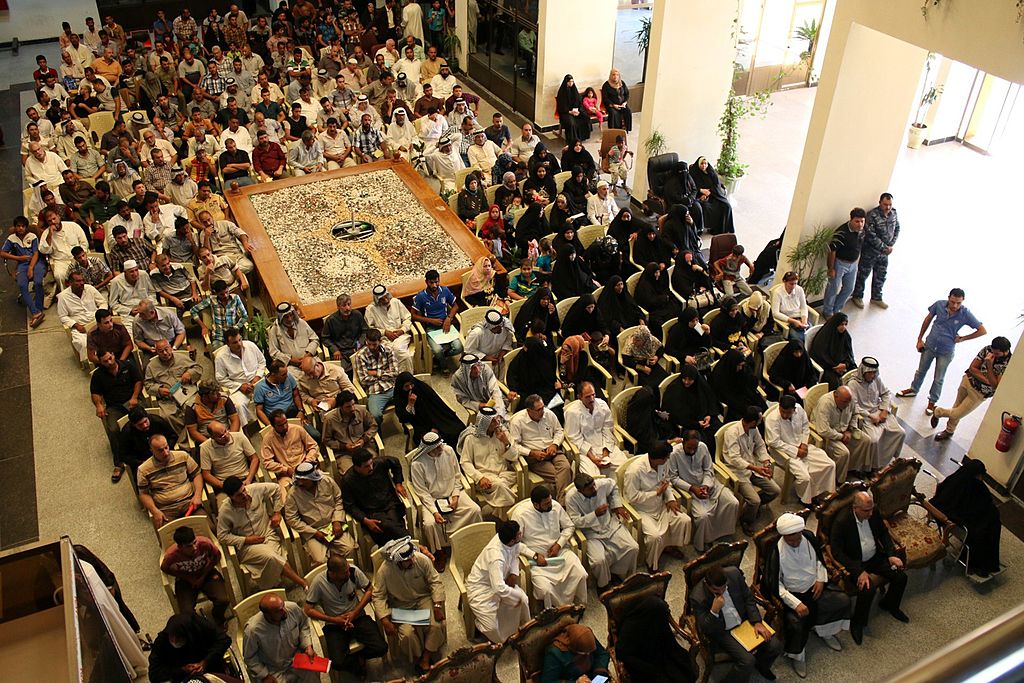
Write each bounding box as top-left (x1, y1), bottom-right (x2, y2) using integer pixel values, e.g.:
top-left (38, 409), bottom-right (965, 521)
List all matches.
top-left (351, 126), bottom-right (384, 156)
top-left (68, 257), bottom-right (111, 287)
top-left (355, 345), bottom-right (397, 395)
top-left (145, 163), bottom-right (174, 192)
top-left (173, 16), bottom-right (199, 43)
top-left (190, 293), bottom-right (249, 343)
top-left (108, 238), bottom-right (154, 273)
top-left (199, 73), bottom-right (227, 96)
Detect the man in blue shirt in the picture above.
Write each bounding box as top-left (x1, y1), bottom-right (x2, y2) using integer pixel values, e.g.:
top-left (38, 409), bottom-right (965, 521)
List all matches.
top-left (897, 288), bottom-right (986, 414)
top-left (412, 268), bottom-right (463, 374)
top-left (254, 360), bottom-right (321, 440)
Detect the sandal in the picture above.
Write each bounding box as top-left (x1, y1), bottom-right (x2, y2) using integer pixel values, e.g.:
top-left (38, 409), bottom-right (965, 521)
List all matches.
top-left (111, 465), bottom-right (125, 483)
top-left (29, 312), bottom-right (45, 328)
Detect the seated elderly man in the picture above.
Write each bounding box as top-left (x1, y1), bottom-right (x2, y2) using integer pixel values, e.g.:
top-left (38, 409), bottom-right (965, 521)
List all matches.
top-left (137, 434), bottom-right (204, 528)
top-left (86, 308), bottom-right (133, 365)
top-left (151, 253), bottom-right (200, 312)
top-left (260, 409), bottom-right (321, 500)
top-left (218, 476), bottom-right (309, 591)
top-left (845, 357), bottom-right (905, 473)
top-left (298, 356), bottom-right (355, 415)
top-left (810, 386), bottom-right (867, 482)
top-left (323, 390), bottom-right (380, 473)
top-left (765, 512), bottom-right (851, 679)
top-left (284, 462), bottom-right (358, 566)
top-left (342, 449), bottom-right (412, 547)
top-left (410, 432), bottom-right (483, 571)
top-left (766, 395), bottom-right (837, 506)
top-left (511, 485), bottom-right (589, 609)
top-left (829, 491), bottom-right (908, 645)
top-left (198, 246), bottom-right (248, 293)
top-left (304, 555), bottom-right (388, 677)
top-left (565, 381), bottom-right (627, 478)
top-left (451, 353), bottom-right (510, 419)
top-left (372, 537), bottom-right (447, 674)
top-left (385, 108), bottom-right (417, 161)
top-left (58, 271), bottom-right (108, 362)
top-left (668, 430), bottom-right (741, 553)
top-left (269, 302), bottom-right (320, 377)
top-left (144, 338), bottom-right (203, 435)
top-left (119, 406), bottom-right (178, 484)
top-left (509, 394), bottom-right (572, 502)
top-left (196, 209), bottom-right (255, 274)
top-left (722, 407), bottom-right (782, 534)
top-left (586, 180), bottom-right (619, 226)
top-left (200, 420), bottom-right (259, 508)
top-left (288, 129), bottom-right (325, 175)
top-left (365, 285), bottom-right (415, 373)
top-left (566, 472), bottom-right (639, 591)
top-left (91, 349), bottom-right (143, 483)
top-left (242, 593), bottom-right (318, 682)
top-left (214, 326), bottom-right (267, 424)
top-left (108, 259), bottom-right (158, 338)
top-left (38, 208), bottom-right (89, 285)
top-left (464, 308), bottom-right (515, 366)
top-left (133, 299), bottom-right (189, 355)
top-left (466, 520), bottom-right (531, 644)
top-left (185, 380), bottom-right (241, 445)
top-left (458, 407), bottom-right (518, 519)
top-left (623, 442), bottom-right (692, 570)
top-left (323, 293), bottom-right (368, 369)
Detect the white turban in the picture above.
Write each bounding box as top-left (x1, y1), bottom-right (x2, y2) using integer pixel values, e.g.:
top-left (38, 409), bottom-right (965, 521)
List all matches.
top-left (776, 513), bottom-right (805, 535)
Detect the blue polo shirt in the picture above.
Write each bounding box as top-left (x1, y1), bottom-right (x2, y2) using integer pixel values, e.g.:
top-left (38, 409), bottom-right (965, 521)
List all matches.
top-left (253, 373), bottom-right (298, 414)
top-left (412, 286), bottom-right (456, 329)
top-left (925, 300), bottom-right (981, 355)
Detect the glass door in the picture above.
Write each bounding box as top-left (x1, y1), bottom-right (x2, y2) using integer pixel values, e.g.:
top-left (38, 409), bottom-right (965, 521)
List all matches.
top-left (468, 0), bottom-right (538, 119)
top-left (959, 72), bottom-right (1022, 156)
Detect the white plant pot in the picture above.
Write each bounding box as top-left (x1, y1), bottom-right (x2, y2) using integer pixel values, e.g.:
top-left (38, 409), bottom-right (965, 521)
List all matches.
top-left (907, 124), bottom-right (927, 149)
top-left (722, 174), bottom-right (743, 198)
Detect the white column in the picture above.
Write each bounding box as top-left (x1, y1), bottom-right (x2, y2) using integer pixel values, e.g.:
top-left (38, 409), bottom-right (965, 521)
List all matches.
top-left (534, 0), bottom-right (618, 131)
top-left (632, 0), bottom-right (738, 201)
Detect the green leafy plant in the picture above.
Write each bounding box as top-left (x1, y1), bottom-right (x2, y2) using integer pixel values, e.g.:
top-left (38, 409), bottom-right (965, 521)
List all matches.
top-left (793, 19), bottom-right (819, 61)
top-left (913, 52), bottom-right (943, 127)
top-left (786, 224), bottom-right (837, 296)
top-left (442, 28), bottom-right (462, 72)
top-left (633, 16), bottom-right (652, 82)
top-left (243, 308), bottom-right (271, 354)
top-left (716, 87), bottom-right (771, 179)
top-left (643, 129), bottom-right (667, 158)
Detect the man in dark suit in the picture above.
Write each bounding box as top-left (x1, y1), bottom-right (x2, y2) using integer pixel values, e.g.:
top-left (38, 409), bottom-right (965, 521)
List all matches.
top-left (829, 490), bottom-right (909, 644)
top-left (690, 565), bottom-right (783, 682)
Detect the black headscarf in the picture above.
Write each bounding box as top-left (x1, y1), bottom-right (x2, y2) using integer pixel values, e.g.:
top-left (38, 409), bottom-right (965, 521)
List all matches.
top-left (931, 459), bottom-right (993, 523)
top-left (663, 364), bottom-right (719, 431)
top-left (666, 306), bottom-right (707, 359)
top-left (633, 224), bottom-right (675, 270)
top-left (750, 230), bottom-right (785, 285)
top-left (711, 348), bottom-right (765, 417)
top-left (660, 204), bottom-right (701, 258)
top-left (550, 198), bottom-right (585, 232)
top-left (561, 166), bottom-right (590, 215)
top-left (662, 161), bottom-right (698, 206)
top-left (561, 143), bottom-right (597, 178)
top-left (633, 262), bottom-right (675, 335)
top-left (551, 224), bottom-right (587, 263)
top-left (615, 595), bottom-right (697, 683)
top-left (528, 142), bottom-right (561, 175)
top-left (596, 275), bottom-right (644, 333)
top-left (689, 156), bottom-right (728, 201)
top-left (625, 386), bottom-right (669, 454)
top-left (768, 339), bottom-right (819, 391)
top-left (523, 165), bottom-right (558, 203)
top-left (514, 201), bottom-right (549, 253)
top-left (550, 244), bottom-right (595, 300)
top-left (506, 336), bottom-right (558, 402)
top-left (562, 293), bottom-right (606, 338)
top-left (514, 286), bottom-right (560, 340)
top-left (456, 172), bottom-right (486, 220)
top-left (809, 312), bottom-right (856, 372)
top-left (709, 297), bottom-right (745, 350)
top-left (393, 371), bottom-right (465, 445)
top-left (671, 250), bottom-right (714, 297)
top-left (555, 74), bottom-right (582, 116)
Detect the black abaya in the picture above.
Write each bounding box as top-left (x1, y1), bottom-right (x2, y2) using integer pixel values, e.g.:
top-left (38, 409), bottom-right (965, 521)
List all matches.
top-left (549, 244), bottom-right (596, 300)
top-left (930, 459), bottom-right (1002, 575)
top-left (711, 349), bottom-right (767, 420)
top-left (555, 74), bottom-right (593, 144)
top-left (394, 372), bottom-right (466, 446)
top-left (662, 365), bottom-right (721, 450)
top-left (601, 80), bottom-right (633, 133)
top-left (625, 386), bottom-right (674, 454)
top-left (506, 337), bottom-right (560, 404)
top-left (562, 294), bottom-right (607, 338)
top-left (689, 156), bottom-right (736, 235)
top-left (633, 263), bottom-right (678, 337)
top-left (809, 313), bottom-right (856, 389)
top-left (514, 287), bottom-right (560, 340)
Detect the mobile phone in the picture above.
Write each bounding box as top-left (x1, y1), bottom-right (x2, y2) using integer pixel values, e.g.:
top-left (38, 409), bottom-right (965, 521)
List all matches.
top-left (592, 676), bottom-right (609, 683)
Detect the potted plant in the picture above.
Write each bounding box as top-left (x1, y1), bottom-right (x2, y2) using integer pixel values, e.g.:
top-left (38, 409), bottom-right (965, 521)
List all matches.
top-left (643, 128), bottom-right (667, 158)
top-left (793, 18), bottom-right (819, 87)
top-left (908, 53), bottom-right (943, 149)
top-left (785, 224), bottom-right (837, 299)
top-left (633, 16), bottom-right (652, 83)
top-left (244, 307), bottom-right (273, 364)
top-left (716, 87), bottom-right (770, 196)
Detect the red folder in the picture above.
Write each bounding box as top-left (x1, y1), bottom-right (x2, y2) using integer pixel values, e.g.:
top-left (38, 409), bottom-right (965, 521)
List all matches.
top-left (291, 652), bottom-right (331, 673)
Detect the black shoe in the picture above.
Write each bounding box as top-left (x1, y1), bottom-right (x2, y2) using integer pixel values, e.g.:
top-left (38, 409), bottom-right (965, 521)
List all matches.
top-left (756, 664), bottom-right (777, 681)
top-left (851, 624), bottom-right (863, 645)
top-left (930, 415), bottom-right (939, 429)
top-left (887, 608), bottom-right (910, 623)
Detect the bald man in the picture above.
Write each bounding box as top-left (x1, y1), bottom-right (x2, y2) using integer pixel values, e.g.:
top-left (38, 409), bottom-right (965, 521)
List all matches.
top-left (809, 387), bottom-right (867, 483)
top-left (242, 593), bottom-right (319, 682)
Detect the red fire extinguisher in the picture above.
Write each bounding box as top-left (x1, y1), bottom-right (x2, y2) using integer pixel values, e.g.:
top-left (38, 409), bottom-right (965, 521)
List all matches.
top-left (996, 412), bottom-right (1022, 453)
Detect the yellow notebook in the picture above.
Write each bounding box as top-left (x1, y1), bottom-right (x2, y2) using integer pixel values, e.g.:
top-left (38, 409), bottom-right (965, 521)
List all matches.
top-left (730, 620), bottom-right (775, 652)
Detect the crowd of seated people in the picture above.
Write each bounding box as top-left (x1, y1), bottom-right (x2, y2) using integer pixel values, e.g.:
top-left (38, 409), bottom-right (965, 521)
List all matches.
top-left (5, 4), bottom-right (1013, 682)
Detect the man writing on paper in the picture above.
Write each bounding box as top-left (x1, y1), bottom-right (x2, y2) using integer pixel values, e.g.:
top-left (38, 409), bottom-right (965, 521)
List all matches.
top-left (304, 555), bottom-right (388, 677)
top-left (510, 485), bottom-right (589, 609)
top-left (410, 432), bottom-right (483, 572)
top-left (371, 536), bottom-right (447, 674)
top-left (690, 565), bottom-right (782, 683)
top-left (466, 519), bottom-right (532, 643)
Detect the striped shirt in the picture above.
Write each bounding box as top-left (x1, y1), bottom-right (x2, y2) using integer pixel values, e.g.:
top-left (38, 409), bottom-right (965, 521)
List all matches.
top-left (137, 450), bottom-right (199, 514)
top-left (355, 345), bottom-right (397, 395)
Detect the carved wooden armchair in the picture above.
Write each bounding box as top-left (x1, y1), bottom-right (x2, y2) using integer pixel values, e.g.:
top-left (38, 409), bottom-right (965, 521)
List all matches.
top-left (869, 457), bottom-right (949, 569)
top-left (750, 508), bottom-right (812, 628)
top-left (414, 642), bottom-right (505, 683)
top-left (508, 604), bottom-right (587, 683)
top-left (679, 540), bottom-right (751, 683)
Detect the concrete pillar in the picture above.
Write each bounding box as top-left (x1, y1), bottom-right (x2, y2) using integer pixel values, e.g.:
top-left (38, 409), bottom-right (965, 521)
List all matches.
top-left (632, 0), bottom-right (738, 201)
top-left (454, 0), bottom-right (470, 74)
top-left (970, 329), bottom-right (1024, 488)
top-left (777, 21), bottom-right (927, 283)
top-left (534, 0), bottom-right (618, 131)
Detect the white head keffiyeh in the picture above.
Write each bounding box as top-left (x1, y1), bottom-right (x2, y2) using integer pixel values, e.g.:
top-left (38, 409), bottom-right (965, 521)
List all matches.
top-left (381, 536), bottom-right (416, 563)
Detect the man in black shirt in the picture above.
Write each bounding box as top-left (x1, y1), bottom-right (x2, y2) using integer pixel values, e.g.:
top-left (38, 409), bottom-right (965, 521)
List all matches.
top-left (217, 138), bottom-right (254, 186)
top-left (340, 448), bottom-right (410, 546)
top-left (822, 207), bottom-right (866, 318)
top-left (148, 613), bottom-right (231, 683)
top-left (119, 406), bottom-right (178, 487)
top-left (90, 350), bottom-right (143, 482)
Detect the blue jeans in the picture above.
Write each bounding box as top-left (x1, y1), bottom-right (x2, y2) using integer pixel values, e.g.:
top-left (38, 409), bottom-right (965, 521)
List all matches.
top-left (425, 332), bottom-right (464, 369)
top-left (366, 388), bottom-right (394, 422)
top-left (910, 346), bottom-right (953, 403)
top-left (787, 325), bottom-right (806, 344)
top-left (17, 261), bottom-right (46, 315)
top-left (822, 259), bottom-right (858, 316)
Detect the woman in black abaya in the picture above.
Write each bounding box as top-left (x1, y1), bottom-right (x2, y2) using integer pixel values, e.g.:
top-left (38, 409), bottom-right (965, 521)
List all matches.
top-left (930, 459), bottom-right (1003, 577)
top-left (555, 74), bottom-right (592, 144)
top-left (632, 224), bottom-right (676, 271)
top-left (513, 286), bottom-right (560, 340)
top-left (633, 262), bottom-right (678, 337)
top-left (625, 386), bottom-right (674, 454)
top-left (394, 372), bottom-right (466, 446)
top-left (549, 244), bottom-right (596, 300)
top-left (561, 139), bottom-right (597, 182)
top-left (601, 68), bottom-right (633, 132)
top-left (661, 162), bottom-right (705, 234)
top-left (767, 339), bottom-right (820, 402)
top-left (809, 312), bottom-right (856, 389)
top-left (662, 363), bottom-right (722, 449)
top-left (659, 204), bottom-right (703, 262)
top-left (596, 275), bottom-right (645, 339)
top-left (711, 348), bottom-right (766, 420)
top-left (689, 155), bottom-right (736, 234)
top-left (506, 336), bottom-right (562, 407)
